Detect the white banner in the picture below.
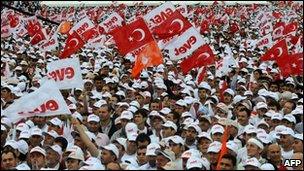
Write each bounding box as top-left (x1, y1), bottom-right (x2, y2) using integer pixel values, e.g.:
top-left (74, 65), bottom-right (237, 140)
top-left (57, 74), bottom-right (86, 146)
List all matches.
top-left (165, 27), bottom-right (205, 61)
top-left (256, 33), bottom-right (273, 49)
top-left (40, 30), bottom-right (58, 52)
top-left (101, 12), bottom-right (124, 33)
top-left (143, 1), bottom-right (176, 29)
top-left (69, 16), bottom-right (95, 35)
top-left (47, 58), bottom-right (84, 89)
top-left (260, 22), bottom-right (273, 35)
top-left (2, 80), bottom-right (71, 123)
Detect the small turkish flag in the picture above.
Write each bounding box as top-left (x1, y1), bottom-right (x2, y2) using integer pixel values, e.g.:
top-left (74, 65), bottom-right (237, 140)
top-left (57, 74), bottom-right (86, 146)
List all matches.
top-left (30, 29), bottom-right (47, 45)
top-left (152, 10), bottom-right (192, 39)
top-left (82, 25), bottom-right (100, 41)
top-left (278, 53), bottom-right (303, 77)
top-left (200, 20), bottom-right (209, 34)
top-left (272, 11), bottom-right (283, 19)
top-left (60, 31), bottom-right (85, 59)
top-left (260, 39), bottom-right (288, 61)
top-left (283, 22), bottom-right (298, 35)
top-left (230, 22), bottom-right (239, 34)
top-left (111, 18), bottom-right (153, 55)
top-left (180, 44), bottom-right (215, 75)
top-left (196, 66), bottom-right (207, 85)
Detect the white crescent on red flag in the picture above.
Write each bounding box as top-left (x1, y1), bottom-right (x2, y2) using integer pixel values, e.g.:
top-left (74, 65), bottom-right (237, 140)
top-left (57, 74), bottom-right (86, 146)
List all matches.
top-left (60, 31), bottom-right (85, 59)
top-left (260, 39), bottom-right (288, 61)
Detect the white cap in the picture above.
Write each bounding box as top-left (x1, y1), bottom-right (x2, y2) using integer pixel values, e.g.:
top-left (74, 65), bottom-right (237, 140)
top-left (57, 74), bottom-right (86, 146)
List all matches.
top-left (1, 117), bottom-right (12, 128)
top-left (113, 138), bottom-right (127, 151)
top-left (216, 103), bottom-right (229, 114)
top-left (283, 114), bottom-right (296, 124)
top-left (271, 113), bottom-right (283, 120)
top-left (125, 122), bottom-right (138, 135)
top-left (16, 163), bottom-right (31, 170)
top-left (17, 140), bottom-right (28, 155)
top-left (93, 100), bottom-right (107, 108)
top-left (49, 117), bottom-right (63, 127)
top-left (127, 132), bottom-right (138, 141)
top-left (102, 143), bottom-right (119, 159)
top-left (4, 140), bottom-right (18, 149)
top-left (16, 123), bottom-right (30, 132)
top-left (244, 157), bottom-right (261, 168)
top-left (155, 149), bottom-right (176, 161)
top-left (160, 107), bottom-right (171, 115)
top-left (244, 91), bottom-right (253, 96)
top-left (198, 132), bottom-right (213, 141)
top-left (257, 133), bottom-right (272, 144)
top-left (85, 131), bottom-right (97, 142)
top-left (130, 100), bottom-right (140, 109)
top-left (186, 157), bottom-right (206, 169)
top-left (260, 163), bottom-right (275, 170)
top-left (248, 138), bottom-right (264, 149)
top-left (181, 149), bottom-right (201, 159)
top-left (244, 125), bottom-right (256, 134)
top-left (233, 95), bottom-right (247, 104)
top-left (83, 157), bottom-right (105, 170)
top-left (226, 141), bottom-right (239, 154)
top-left (30, 146), bottom-right (46, 156)
top-left (168, 135), bottom-right (184, 145)
top-left (294, 134), bottom-right (303, 141)
top-left (87, 114), bottom-right (100, 123)
top-left (120, 111), bottom-right (133, 120)
top-left (198, 82), bottom-right (211, 91)
top-left (210, 124), bottom-right (225, 135)
top-left (224, 88), bottom-right (235, 97)
top-left (19, 130), bottom-right (30, 139)
top-left (46, 144), bottom-right (63, 156)
top-left (72, 112), bottom-right (84, 122)
top-left (279, 127), bottom-right (295, 137)
top-left (256, 102), bottom-right (268, 110)
top-left (146, 143), bottom-right (161, 156)
top-left (176, 99), bottom-right (187, 107)
top-left (181, 112), bottom-right (193, 118)
top-left (162, 121), bottom-right (177, 132)
top-left (43, 130), bottom-right (59, 139)
top-left (186, 124), bottom-right (202, 134)
top-left (1, 124), bottom-right (6, 131)
top-left (207, 141), bottom-right (222, 153)
top-left (30, 127), bottom-right (43, 136)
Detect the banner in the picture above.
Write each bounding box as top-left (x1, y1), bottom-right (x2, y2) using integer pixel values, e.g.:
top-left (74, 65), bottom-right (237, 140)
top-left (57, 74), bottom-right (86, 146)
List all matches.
top-left (47, 58), bottom-right (84, 89)
top-left (69, 16), bottom-right (95, 36)
top-left (2, 80), bottom-right (71, 123)
top-left (165, 27), bottom-right (205, 61)
top-left (101, 12), bottom-right (124, 33)
top-left (256, 33), bottom-right (273, 49)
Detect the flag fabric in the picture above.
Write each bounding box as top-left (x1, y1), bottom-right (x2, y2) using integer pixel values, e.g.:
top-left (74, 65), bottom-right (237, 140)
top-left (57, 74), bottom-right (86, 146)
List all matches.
top-left (196, 66), bottom-right (207, 85)
top-left (26, 17), bottom-right (42, 37)
top-left (152, 10), bottom-right (192, 39)
top-left (216, 125), bottom-right (230, 170)
top-left (111, 18), bottom-right (154, 55)
top-left (277, 53), bottom-right (303, 77)
top-left (260, 39), bottom-right (288, 61)
top-left (229, 22), bottom-right (239, 34)
top-left (30, 28), bottom-right (47, 45)
top-left (131, 41), bottom-right (163, 78)
top-left (283, 22), bottom-right (298, 35)
top-left (200, 19), bottom-right (209, 34)
top-left (180, 44), bottom-right (215, 75)
top-left (60, 31), bottom-right (85, 59)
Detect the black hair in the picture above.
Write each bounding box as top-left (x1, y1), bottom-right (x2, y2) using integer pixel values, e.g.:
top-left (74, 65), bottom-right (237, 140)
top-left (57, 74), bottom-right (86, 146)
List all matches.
top-left (1, 149), bottom-right (18, 159)
top-left (221, 153), bottom-right (237, 167)
top-left (285, 100), bottom-right (296, 111)
top-left (268, 99), bottom-right (281, 111)
top-left (136, 133), bottom-right (151, 146)
top-left (134, 108), bottom-right (149, 118)
top-left (239, 108), bottom-right (251, 117)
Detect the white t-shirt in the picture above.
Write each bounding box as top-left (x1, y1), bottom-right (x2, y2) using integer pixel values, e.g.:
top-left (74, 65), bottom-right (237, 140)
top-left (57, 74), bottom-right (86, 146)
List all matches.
top-left (281, 148), bottom-right (294, 160)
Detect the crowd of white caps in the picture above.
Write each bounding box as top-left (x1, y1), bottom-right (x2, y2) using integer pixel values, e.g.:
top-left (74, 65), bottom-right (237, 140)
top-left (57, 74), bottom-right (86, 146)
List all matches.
top-left (1, 1), bottom-right (303, 170)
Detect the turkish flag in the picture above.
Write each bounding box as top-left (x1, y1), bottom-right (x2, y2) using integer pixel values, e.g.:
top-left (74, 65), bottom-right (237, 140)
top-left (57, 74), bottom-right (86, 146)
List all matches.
top-left (152, 11), bottom-right (192, 39)
top-left (30, 29), bottom-right (47, 45)
top-left (283, 22), bottom-right (298, 35)
top-left (272, 11), bottom-right (283, 19)
top-left (272, 22), bottom-right (285, 40)
top-left (196, 66), bottom-right (207, 85)
top-left (111, 18), bottom-right (153, 55)
top-left (26, 19), bottom-right (42, 37)
top-left (260, 39), bottom-right (288, 61)
top-left (200, 20), bottom-right (209, 34)
top-left (60, 31), bottom-right (85, 59)
top-left (278, 53), bottom-right (303, 77)
top-left (230, 22), bottom-right (239, 34)
top-left (180, 44), bottom-right (215, 75)
top-left (131, 41), bottom-right (163, 78)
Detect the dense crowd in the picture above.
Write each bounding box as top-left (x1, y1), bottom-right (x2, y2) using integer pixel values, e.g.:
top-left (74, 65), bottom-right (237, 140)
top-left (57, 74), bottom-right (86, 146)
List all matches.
top-left (1, 1), bottom-right (303, 170)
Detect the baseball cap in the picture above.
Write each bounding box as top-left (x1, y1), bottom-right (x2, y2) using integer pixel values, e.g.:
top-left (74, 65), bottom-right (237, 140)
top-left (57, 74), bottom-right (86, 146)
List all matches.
top-left (87, 114), bottom-right (100, 123)
top-left (226, 141), bottom-right (239, 154)
top-left (282, 114), bottom-right (296, 124)
top-left (224, 88), bottom-right (235, 97)
top-left (181, 112), bottom-right (193, 118)
top-left (181, 149), bottom-right (201, 159)
top-left (256, 102), bottom-right (268, 110)
top-left (16, 123), bottom-right (29, 132)
top-left (1, 117), bottom-right (12, 128)
top-left (248, 138), bottom-right (264, 149)
top-left (113, 138), bottom-right (127, 151)
top-left (155, 149), bottom-right (176, 161)
top-left (168, 135), bottom-right (184, 145)
top-left (84, 131), bottom-right (96, 142)
top-left (271, 113), bottom-right (283, 120)
top-left (43, 130), bottom-right (59, 139)
top-left (102, 144), bottom-right (119, 159)
top-left (186, 124), bottom-right (202, 134)
top-left (294, 134), bottom-right (303, 141)
top-left (278, 127), bottom-right (295, 137)
top-left (4, 140), bottom-right (18, 149)
top-left (160, 107), bottom-right (171, 115)
top-left (176, 99), bottom-right (187, 107)
top-left (186, 157), bottom-right (206, 169)
top-left (257, 133), bottom-right (272, 144)
top-left (127, 133), bottom-right (138, 141)
top-left (125, 122), bottom-right (138, 135)
top-left (48, 117), bottom-right (63, 127)
top-left (244, 157), bottom-right (261, 169)
top-left (162, 121), bottom-right (177, 132)
top-left (198, 82), bottom-right (211, 91)
top-left (210, 124), bottom-right (225, 135)
top-left (46, 144), bottom-right (63, 156)
top-left (146, 143), bottom-right (161, 156)
top-left (19, 130), bottom-right (30, 139)
top-left (17, 140), bottom-right (28, 155)
top-left (120, 111), bottom-right (133, 120)
top-left (216, 103), bottom-right (229, 114)
top-left (207, 141), bottom-right (222, 153)
top-left (198, 132), bottom-right (212, 141)
top-left (260, 163), bottom-right (275, 170)
top-left (244, 125), bottom-right (256, 134)
top-left (30, 127), bottom-right (43, 137)
top-left (30, 146), bottom-right (46, 157)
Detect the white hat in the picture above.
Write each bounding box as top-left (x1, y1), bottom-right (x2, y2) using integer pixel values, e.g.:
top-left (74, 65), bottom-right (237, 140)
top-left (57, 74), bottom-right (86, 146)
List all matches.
top-left (271, 113), bottom-right (283, 120)
top-left (125, 122), bottom-right (138, 135)
top-left (83, 157), bottom-right (105, 170)
top-left (146, 143), bottom-right (161, 156)
top-left (116, 91), bottom-right (126, 97)
top-left (224, 88), bottom-right (235, 97)
top-left (155, 149), bottom-right (176, 161)
top-left (1, 117), bottom-right (12, 128)
top-left (168, 135), bottom-right (184, 145)
top-left (244, 157), bottom-right (261, 168)
top-left (30, 146), bottom-right (46, 156)
top-left (207, 141), bottom-right (222, 153)
top-left (291, 107), bottom-right (303, 115)
top-left (87, 114), bottom-right (100, 123)
top-left (210, 124), bottom-right (225, 135)
top-left (233, 95), bottom-right (247, 104)
top-left (19, 130), bottom-right (30, 139)
top-left (248, 138), bottom-right (264, 149)
top-left (113, 138), bottom-right (127, 151)
top-left (176, 99), bottom-right (187, 107)
top-left (216, 103), bottom-right (229, 114)
top-left (181, 111), bottom-right (193, 118)
top-left (85, 131), bottom-right (97, 142)
top-left (283, 114), bottom-right (296, 124)
top-left (43, 130), bottom-right (59, 139)
top-left (127, 132), bottom-right (138, 141)
top-left (181, 149), bottom-right (201, 159)
top-left (130, 101), bottom-right (140, 109)
top-left (93, 100), bottom-right (107, 108)
top-left (198, 82), bottom-right (211, 91)
top-left (16, 123), bottom-right (30, 132)
top-left (162, 121), bottom-right (177, 132)
top-left (102, 144), bottom-right (119, 159)
top-left (226, 141), bottom-right (239, 154)
top-left (186, 124), bottom-right (202, 134)
top-left (30, 127), bottom-right (43, 136)
top-left (244, 125), bottom-right (256, 134)
top-left (279, 127), bottom-right (295, 137)
top-left (265, 111), bottom-right (275, 118)
top-left (160, 107), bottom-right (171, 115)
top-left (260, 163), bottom-right (275, 170)
top-left (257, 133), bottom-right (272, 144)
top-left (120, 111), bottom-right (133, 120)
top-left (4, 140), bottom-right (18, 149)
top-left (46, 144), bottom-right (63, 156)
top-left (256, 119), bottom-right (269, 128)
top-left (49, 117), bottom-right (63, 127)
top-left (17, 140), bottom-right (28, 155)
top-left (16, 163), bottom-right (31, 170)
top-left (198, 132), bottom-right (212, 141)
top-left (294, 134), bottom-right (303, 141)
top-left (186, 157), bottom-right (205, 169)
top-left (140, 71), bottom-right (149, 78)
top-left (72, 112), bottom-right (84, 122)
top-left (20, 60), bottom-right (28, 65)
top-left (256, 102), bottom-right (268, 110)
top-left (244, 91), bottom-right (253, 96)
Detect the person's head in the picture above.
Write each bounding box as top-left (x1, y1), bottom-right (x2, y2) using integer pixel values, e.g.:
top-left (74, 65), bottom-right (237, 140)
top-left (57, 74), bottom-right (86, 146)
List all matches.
top-left (86, 114), bottom-right (101, 133)
top-left (219, 153), bottom-right (236, 170)
top-left (106, 161), bottom-right (122, 170)
top-left (283, 100), bottom-right (296, 114)
top-left (267, 143), bottom-right (281, 164)
top-left (197, 134), bottom-right (212, 154)
top-left (94, 75), bottom-right (105, 91)
top-left (223, 91), bottom-right (234, 105)
top-left (43, 130), bottom-right (58, 147)
top-left (133, 109), bottom-right (148, 126)
top-left (186, 125), bottom-right (200, 142)
top-left (101, 144), bottom-right (118, 165)
top-left (136, 133), bottom-right (151, 148)
top-left (1, 150), bottom-right (18, 170)
top-left (96, 104), bottom-right (112, 121)
top-left (32, 116), bottom-right (47, 128)
top-left (168, 136), bottom-right (185, 157)
top-left (156, 150), bottom-right (173, 169)
top-left (199, 116), bottom-right (211, 132)
top-left (279, 128), bottom-right (295, 149)
top-left (46, 145), bottom-right (62, 168)
top-left (1, 87), bottom-right (13, 101)
top-left (291, 153), bottom-right (303, 170)
top-left (161, 121), bottom-right (177, 138)
top-left (246, 138), bottom-right (264, 158)
top-left (136, 146), bottom-right (147, 165)
top-left (29, 146), bottom-right (46, 170)
top-left (237, 108), bottom-right (251, 126)
top-left (47, 117), bottom-right (63, 134)
top-left (29, 128), bottom-right (43, 147)
top-left (207, 141), bottom-right (221, 165)
top-left (66, 158), bottom-right (82, 170)
top-left (293, 135), bottom-right (303, 153)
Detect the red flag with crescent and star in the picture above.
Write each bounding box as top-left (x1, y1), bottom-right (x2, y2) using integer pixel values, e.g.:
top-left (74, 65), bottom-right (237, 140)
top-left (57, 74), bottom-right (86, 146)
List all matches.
top-left (260, 39), bottom-right (288, 61)
top-left (110, 18), bottom-right (154, 55)
top-left (59, 31), bottom-right (85, 59)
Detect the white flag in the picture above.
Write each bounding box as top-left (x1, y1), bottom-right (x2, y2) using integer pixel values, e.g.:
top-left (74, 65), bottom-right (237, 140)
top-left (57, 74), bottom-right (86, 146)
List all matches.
top-left (101, 12), bottom-right (124, 33)
top-left (2, 80), bottom-right (71, 123)
top-left (69, 16), bottom-right (95, 35)
top-left (256, 33), bottom-right (273, 49)
top-left (165, 27), bottom-right (205, 61)
top-left (47, 58), bottom-right (84, 90)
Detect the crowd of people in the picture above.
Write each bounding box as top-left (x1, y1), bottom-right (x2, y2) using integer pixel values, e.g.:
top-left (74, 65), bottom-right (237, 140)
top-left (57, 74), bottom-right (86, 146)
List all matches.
top-left (1, 1), bottom-right (303, 170)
